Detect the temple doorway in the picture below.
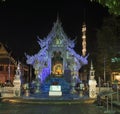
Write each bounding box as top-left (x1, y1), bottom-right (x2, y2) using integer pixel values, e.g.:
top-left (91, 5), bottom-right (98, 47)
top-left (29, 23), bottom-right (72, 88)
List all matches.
top-left (52, 51), bottom-right (63, 76)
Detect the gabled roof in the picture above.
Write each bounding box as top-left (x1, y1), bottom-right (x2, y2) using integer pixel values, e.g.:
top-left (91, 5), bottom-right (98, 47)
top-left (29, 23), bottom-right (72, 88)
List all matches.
top-left (0, 42), bottom-right (17, 65)
top-left (26, 19), bottom-right (88, 67)
top-left (0, 42), bottom-right (8, 55)
top-left (37, 19), bottom-right (75, 49)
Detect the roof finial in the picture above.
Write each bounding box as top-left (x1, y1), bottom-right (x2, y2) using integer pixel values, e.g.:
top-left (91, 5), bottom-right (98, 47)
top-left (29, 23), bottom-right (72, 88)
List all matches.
top-left (56, 12), bottom-right (60, 23)
top-left (90, 60), bottom-right (93, 70)
top-left (83, 8), bottom-right (86, 23)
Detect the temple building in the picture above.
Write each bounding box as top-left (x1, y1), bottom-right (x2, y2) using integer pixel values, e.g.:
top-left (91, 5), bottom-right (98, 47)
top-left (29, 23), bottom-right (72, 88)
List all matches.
top-left (25, 19), bottom-right (88, 93)
top-left (0, 42), bottom-right (29, 86)
top-left (0, 42), bottom-right (16, 85)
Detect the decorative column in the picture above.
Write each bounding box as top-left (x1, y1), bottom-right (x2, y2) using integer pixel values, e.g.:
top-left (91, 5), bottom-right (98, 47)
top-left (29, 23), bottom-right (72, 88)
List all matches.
top-left (13, 62), bottom-right (21, 97)
top-left (88, 61), bottom-right (97, 98)
top-left (70, 60), bottom-right (77, 94)
top-left (82, 22), bottom-right (87, 57)
top-left (34, 77), bottom-right (40, 93)
top-left (33, 60), bottom-right (41, 93)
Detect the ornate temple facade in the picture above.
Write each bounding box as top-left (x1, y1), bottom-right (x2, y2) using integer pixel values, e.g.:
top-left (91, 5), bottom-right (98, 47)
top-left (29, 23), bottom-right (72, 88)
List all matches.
top-left (26, 19), bottom-right (88, 92)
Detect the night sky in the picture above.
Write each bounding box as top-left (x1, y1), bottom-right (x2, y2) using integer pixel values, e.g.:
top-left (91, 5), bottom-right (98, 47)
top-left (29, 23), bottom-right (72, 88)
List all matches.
top-left (0, 0), bottom-right (109, 60)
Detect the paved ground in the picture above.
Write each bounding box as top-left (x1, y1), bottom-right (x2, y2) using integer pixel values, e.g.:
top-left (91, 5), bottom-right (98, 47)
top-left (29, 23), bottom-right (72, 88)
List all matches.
top-left (0, 99), bottom-right (106, 114)
top-left (0, 95), bottom-right (120, 114)
top-left (0, 102), bottom-right (105, 114)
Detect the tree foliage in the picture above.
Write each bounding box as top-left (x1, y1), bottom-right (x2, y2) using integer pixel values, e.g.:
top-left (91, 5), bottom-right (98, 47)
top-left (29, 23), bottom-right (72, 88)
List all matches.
top-left (91, 0), bottom-right (120, 15)
top-left (96, 16), bottom-right (120, 80)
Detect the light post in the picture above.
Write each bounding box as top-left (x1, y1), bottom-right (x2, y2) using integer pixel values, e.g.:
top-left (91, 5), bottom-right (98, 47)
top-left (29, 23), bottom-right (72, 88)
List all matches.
top-left (104, 57), bottom-right (106, 83)
top-left (114, 80), bottom-right (119, 101)
top-left (116, 83), bottom-right (119, 102)
top-left (110, 94), bottom-right (113, 113)
top-left (98, 76), bottom-right (101, 93)
top-left (8, 63), bottom-right (10, 81)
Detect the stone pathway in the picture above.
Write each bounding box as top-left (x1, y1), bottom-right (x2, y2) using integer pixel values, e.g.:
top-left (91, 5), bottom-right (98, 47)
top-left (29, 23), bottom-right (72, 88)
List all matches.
top-left (0, 101), bottom-right (105, 114)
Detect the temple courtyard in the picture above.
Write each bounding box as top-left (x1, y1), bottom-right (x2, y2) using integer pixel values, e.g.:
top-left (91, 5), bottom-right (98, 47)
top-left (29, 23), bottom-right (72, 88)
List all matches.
top-left (0, 12), bottom-right (120, 114)
top-left (0, 98), bottom-right (105, 114)
top-left (0, 97), bottom-right (120, 114)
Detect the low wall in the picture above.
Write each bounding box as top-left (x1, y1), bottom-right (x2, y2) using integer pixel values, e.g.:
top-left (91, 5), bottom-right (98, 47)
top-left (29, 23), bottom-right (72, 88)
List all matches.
top-left (96, 87), bottom-right (112, 94)
top-left (0, 86), bottom-right (112, 98)
top-left (0, 87), bottom-right (14, 97)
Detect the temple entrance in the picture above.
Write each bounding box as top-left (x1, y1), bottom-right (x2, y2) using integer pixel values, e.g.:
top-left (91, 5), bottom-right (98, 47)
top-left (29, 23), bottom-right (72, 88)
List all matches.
top-left (52, 51), bottom-right (63, 76)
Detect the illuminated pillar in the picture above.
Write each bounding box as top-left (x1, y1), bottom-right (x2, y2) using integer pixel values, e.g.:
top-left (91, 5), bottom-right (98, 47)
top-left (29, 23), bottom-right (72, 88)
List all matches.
top-left (88, 61), bottom-right (97, 98)
top-left (82, 23), bottom-right (86, 56)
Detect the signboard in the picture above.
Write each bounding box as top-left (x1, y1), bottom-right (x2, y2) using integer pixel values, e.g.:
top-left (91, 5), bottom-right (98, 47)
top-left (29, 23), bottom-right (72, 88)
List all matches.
top-left (111, 57), bottom-right (120, 63)
top-left (49, 85), bottom-right (62, 96)
top-left (50, 85), bottom-right (61, 91)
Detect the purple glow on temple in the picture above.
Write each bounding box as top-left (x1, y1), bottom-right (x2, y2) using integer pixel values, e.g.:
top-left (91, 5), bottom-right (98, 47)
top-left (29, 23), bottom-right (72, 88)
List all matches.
top-left (25, 18), bottom-right (88, 85)
top-left (38, 67), bottom-right (50, 83)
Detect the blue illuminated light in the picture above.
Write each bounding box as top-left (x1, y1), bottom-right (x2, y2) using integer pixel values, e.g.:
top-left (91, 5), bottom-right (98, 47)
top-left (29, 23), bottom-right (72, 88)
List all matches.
top-left (25, 19), bottom-right (88, 84)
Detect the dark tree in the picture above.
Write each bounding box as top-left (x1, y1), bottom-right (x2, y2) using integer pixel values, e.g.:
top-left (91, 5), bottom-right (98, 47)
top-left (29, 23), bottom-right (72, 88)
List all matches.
top-left (96, 16), bottom-right (120, 81)
top-left (91, 0), bottom-right (120, 16)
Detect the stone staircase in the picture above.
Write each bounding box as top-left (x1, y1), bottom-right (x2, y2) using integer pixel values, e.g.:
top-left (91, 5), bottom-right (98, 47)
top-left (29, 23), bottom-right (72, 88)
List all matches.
top-left (40, 77), bottom-right (71, 94)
